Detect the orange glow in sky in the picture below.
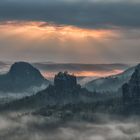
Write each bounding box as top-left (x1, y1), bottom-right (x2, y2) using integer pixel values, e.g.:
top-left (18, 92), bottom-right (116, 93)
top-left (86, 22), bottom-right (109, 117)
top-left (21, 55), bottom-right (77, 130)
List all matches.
top-left (73, 69), bottom-right (123, 77)
top-left (42, 69), bottom-right (123, 79)
top-left (0, 20), bottom-right (122, 64)
top-left (0, 21), bottom-right (118, 41)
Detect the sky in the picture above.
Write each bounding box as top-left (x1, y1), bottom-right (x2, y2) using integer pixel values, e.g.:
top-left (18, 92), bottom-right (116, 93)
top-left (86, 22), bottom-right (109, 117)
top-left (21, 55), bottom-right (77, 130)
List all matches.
top-left (0, 0), bottom-right (140, 64)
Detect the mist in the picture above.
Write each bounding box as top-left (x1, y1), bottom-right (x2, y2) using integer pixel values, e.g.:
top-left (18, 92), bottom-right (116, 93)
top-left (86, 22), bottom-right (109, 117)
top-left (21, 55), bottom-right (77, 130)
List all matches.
top-left (0, 84), bottom-right (48, 105)
top-left (0, 112), bottom-right (140, 140)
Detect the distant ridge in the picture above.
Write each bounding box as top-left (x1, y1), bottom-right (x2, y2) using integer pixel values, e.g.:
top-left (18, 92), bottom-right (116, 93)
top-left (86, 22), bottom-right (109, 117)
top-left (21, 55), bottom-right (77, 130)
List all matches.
top-left (85, 66), bottom-right (135, 92)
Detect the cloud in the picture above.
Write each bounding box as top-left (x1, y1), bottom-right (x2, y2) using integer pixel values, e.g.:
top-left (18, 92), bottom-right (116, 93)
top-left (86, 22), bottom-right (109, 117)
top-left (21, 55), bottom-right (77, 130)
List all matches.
top-left (0, 0), bottom-right (140, 29)
top-left (0, 112), bottom-right (140, 140)
top-left (0, 1), bottom-right (140, 63)
top-left (0, 21), bottom-right (118, 63)
top-left (0, 21), bottom-right (140, 64)
top-left (33, 63), bottom-right (128, 78)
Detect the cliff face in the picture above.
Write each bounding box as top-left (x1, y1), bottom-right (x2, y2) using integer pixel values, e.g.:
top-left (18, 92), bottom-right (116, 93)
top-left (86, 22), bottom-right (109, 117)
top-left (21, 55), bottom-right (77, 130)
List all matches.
top-left (54, 72), bottom-right (77, 91)
top-left (122, 64), bottom-right (140, 104)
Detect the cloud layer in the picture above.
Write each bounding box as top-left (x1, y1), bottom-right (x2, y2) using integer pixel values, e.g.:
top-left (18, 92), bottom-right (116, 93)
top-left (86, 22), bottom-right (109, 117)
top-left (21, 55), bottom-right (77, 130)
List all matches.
top-left (0, 113), bottom-right (140, 140)
top-left (0, 0), bottom-right (140, 63)
top-left (0, 21), bottom-right (140, 63)
top-left (0, 0), bottom-right (140, 29)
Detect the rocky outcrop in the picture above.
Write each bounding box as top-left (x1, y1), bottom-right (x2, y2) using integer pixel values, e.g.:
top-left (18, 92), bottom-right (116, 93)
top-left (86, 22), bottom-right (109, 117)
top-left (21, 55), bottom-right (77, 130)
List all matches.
top-left (54, 71), bottom-right (77, 91)
top-left (122, 64), bottom-right (140, 104)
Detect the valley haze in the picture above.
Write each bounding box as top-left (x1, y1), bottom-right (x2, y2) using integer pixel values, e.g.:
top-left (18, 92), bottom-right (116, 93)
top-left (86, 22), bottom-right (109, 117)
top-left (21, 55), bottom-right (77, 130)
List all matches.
top-left (0, 61), bottom-right (139, 140)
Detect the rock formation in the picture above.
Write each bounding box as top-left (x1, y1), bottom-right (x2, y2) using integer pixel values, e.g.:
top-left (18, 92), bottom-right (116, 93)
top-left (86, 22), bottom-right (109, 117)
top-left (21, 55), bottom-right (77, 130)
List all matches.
top-left (54, 71), bottom-right (77, 91)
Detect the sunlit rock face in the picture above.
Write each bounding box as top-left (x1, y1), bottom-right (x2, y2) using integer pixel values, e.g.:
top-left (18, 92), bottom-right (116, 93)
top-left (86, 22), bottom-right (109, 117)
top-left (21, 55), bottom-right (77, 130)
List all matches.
top-left (122, 64), bottom-right (140, 104)
top-left (54, 72), bottom-right (77, 91)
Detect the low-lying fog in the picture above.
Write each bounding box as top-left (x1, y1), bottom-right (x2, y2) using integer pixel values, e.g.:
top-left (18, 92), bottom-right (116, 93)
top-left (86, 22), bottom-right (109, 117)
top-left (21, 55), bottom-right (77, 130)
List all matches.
top-left (0, 86), bottom-right (48, 105)
top-left (0, 112), bottom-right (140, 140)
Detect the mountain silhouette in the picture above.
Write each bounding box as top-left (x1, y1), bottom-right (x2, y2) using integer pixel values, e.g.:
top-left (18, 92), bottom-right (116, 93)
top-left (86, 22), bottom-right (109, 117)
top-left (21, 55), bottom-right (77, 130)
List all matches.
top-left (0, 62), bottom-right (49, 93)
top-left (123, 64), bottom-right (140, 104)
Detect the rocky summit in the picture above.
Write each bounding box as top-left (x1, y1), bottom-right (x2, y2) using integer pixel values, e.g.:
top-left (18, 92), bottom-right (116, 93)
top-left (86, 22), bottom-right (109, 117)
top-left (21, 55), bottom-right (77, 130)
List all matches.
top-left (36, 72), bottom-right (87, 104)
top-left (9, 62), bottom-right (45, 83)
top-left (0, 62), bottom-right (49, 92)
top-left (54, 71), bottom-right (77, 91)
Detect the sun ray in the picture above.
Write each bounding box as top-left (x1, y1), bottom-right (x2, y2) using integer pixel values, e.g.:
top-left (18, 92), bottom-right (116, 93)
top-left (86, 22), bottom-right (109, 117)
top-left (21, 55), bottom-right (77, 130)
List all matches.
top-left (0, 21), bottom-right (119, 41)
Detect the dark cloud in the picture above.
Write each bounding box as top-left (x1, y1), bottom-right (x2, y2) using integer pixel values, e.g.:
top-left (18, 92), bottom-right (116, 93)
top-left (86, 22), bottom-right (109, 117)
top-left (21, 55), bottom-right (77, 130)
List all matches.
top-left (33, 63), bottom-right (129, 72)
top-left (0, 0), bottom-right (140, 29)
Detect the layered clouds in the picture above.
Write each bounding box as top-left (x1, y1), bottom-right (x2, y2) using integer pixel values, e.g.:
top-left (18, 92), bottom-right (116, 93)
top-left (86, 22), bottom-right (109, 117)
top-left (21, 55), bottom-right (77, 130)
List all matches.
top-left (0, 0), bottom-right (140, 29)
top-left (0, 0), bottom-right (140, 63)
